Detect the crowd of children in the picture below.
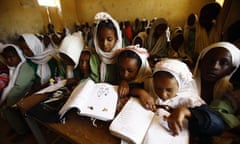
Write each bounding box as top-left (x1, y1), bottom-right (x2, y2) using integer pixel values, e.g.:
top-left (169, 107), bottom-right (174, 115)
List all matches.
top-left (0, 1), bottom-right (240, 143)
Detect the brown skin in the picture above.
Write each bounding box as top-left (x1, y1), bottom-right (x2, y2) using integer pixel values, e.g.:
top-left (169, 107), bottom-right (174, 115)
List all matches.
top-left (97, 27), bottom-right (117, 52)
top-left (118, 57), bottom-right (139, 97)
top-left (166, 47), bottom-right (235, 136)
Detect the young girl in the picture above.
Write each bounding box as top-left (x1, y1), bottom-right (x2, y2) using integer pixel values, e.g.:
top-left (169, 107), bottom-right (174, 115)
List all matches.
top-left (90, 12), bottom-right (123, 84)
top-left (0, 44), bottom-right (36, 139)
top-left (17, 33), bottom-right (59, 86)
top-left (142, 58), bottom-right (204, 144)
top-left (165, 42), bottom-right (240, 141)
top-left (117, 45), bottom-right (152, 108)
top-left (146, 18), bottom-right (170, 58)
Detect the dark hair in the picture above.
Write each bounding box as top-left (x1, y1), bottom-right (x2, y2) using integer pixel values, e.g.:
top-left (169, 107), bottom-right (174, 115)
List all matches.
top-left (118, 50), bottom-right (142, 70)
top-left (2, 46), bottom-right (18, 57)
top-left (153, 71), bottom-right (175, 79)
top-left (97, 19), bottom-right (118, 38)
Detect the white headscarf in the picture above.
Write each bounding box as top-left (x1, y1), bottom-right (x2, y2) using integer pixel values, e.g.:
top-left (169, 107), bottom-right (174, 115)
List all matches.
top-left (194, 42), bottom-right (240, 99)
top-left (118, 45), bottom-right (152, 84)
top-left (93, 12), bottom-right (123, 82)
top-left (21, 33), bottom-right (58, 84)
top-left (0, 44), bottom-right (26, 104)
top-left (59, 32), bottom-right (84, 68)
top-left (153, 58), bottom-right (204, 108)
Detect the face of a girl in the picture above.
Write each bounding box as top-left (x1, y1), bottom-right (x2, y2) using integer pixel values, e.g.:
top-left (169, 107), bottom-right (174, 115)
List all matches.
top-left (18, 40), bottom-right (34, 57)
top-left (153, 75), bottom-right (179, 101)
top-left (97, 27), bottom-right (117, 52)
top-left (3, 51), bottom-right (21, 67)
top-left (200, 47), bottom-right (234, 82)
top-left (118, 57), bottom-right (139, 82)
top-left (79, 52), bottom-right (91, 77)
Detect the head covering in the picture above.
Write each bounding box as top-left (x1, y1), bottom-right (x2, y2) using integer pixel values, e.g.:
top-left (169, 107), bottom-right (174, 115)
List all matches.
top-left (194, 42), bottom-right (240, 99)
top-left (59, 32), bottom-right (84, 68)
top-left (132, 31), bottom-right (147, 47)
top-left (118, 45), bottom-right (152, 83)
top-left (21, 33), bottom-right (57, 84)
top-left (153, 58), bottom-right (205, 108)
top-left (1, 44), bottom-right (25, 104)
top-left (93, 12), bottom-right (123, 82)
top-left (153, 58), bottom-right (192, 91)
top-left (146, 18), bottom-right (170, 56)
top-left (194, 42), bottom-right (240, 76)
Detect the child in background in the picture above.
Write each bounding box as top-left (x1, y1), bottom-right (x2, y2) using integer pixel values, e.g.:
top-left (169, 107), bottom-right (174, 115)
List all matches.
top-left (0, 44), bottom-right (36, 141)
top-left (146, 18), bottom-right (170, 58)
top-left (90, 12), bottom-right (123, 84)
top-left (0, 61), bottom-right (9, 95)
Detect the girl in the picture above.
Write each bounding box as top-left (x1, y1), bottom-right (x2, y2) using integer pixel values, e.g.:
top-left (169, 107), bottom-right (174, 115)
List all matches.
top-left (17, 33), bottom-right (60, 86)
top-left (146, 18), bottom-right (170, 58)
top-left (165, 42), bottom-right (240, 141)
top-left (90, 12), bottom-right (123, 84)
top-left (117, 45), bottom-right (152, 105)
top-left (0, 44), bottom-right (36, 139)
top-left (142, 58), bottom-right (204, 144)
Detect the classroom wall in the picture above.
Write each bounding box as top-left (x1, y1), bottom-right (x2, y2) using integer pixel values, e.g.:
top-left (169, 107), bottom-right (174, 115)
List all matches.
top-left (0, 0), bottom-right (215, 42)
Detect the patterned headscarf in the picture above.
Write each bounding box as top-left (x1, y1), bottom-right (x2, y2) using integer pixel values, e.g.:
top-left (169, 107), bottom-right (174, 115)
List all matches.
top-left (118, 45), bottom-right (152, 83)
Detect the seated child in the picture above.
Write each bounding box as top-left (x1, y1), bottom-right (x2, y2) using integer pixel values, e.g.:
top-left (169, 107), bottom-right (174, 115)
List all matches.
top-left (117, 45), bottom-right (152, 109)
top-left (17, 33), bottom-right (59, 88)
top-left (152, 58), bottom-right (204, 109)
top-left (58, 32), bottom-right (84, 87)
top-left (166, 42), bottom-right (240, 141)
top-left (0, 44), bottom-right (36, 139)
top-left (90, 12), bottom-right (123, 84)
top-left (0, 61), bottom-right (9, 95)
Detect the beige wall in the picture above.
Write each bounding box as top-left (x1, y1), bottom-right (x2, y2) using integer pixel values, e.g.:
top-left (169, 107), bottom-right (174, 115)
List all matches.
top-left (0, 0), bottom-right (214, 42)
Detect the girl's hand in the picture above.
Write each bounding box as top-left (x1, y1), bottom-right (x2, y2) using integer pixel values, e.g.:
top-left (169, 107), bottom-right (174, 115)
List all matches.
top-left (165, 107), bottom-right (191, 136)
top-left (118, 80), bottom-right (129, 98)
top-left (139, 91), bottom-right (156, 112)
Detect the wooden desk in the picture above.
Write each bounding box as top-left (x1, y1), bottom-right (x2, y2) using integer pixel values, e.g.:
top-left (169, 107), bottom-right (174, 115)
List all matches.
top-left (18, 93), bottom-right (121, 144)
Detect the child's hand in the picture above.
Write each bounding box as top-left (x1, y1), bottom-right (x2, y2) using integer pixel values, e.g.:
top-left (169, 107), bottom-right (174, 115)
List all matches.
top-left (164, 107), bottom-right (191, 136)
top-left (118, 80), bottom-right (129, 98)
top-left (139, 92), bottom-right (156, 112)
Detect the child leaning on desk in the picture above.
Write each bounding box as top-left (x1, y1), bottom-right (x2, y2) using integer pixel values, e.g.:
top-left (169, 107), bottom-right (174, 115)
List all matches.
top-left (0, 44), bottom-right (36, 141)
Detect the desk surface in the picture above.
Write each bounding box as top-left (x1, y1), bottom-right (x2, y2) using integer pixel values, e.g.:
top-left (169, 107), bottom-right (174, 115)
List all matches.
top-left (18, 93), bottom-right (120, 144)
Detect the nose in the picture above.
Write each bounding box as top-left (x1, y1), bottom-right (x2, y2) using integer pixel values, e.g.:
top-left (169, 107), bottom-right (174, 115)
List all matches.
top-left (159, 90), bottom-right (168, 100)
top-left (211, 61), bottom-right (220, 70)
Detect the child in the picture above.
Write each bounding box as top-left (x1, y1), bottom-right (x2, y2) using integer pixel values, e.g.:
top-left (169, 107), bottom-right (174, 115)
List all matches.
top-left (142, 58), bottom-right (204, 144)
top-left (117, 45), bottom-right (152, 108)
top-left (152, 58), bottom-right (204, 109)
top-left (58, 32), bottom-right (84, 80)
top-left (89, 12), bottom-right (123, 85)
top-left (146, 18), bottom-right (170, 58)
top-left (0, 44), bottom-right (36, 140)
top-left (165, 42), bottom-right (240, 141)
top-left (17, 33), bottom-right (59, 86)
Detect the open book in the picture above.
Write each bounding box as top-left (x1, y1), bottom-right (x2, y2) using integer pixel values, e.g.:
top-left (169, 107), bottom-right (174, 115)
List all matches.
top-left (109, 97), bottom-right (189, 144)
top-left (59, 79), bottom-right (119, 121)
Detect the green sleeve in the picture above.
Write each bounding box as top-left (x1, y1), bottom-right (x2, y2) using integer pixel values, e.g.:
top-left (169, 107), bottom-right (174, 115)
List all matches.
top-left (89, 54), bottom-right (100, 83)
top-left (6, 63), bottom-right (36, 107)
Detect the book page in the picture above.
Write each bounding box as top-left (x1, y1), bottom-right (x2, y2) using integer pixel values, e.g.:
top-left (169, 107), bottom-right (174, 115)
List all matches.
top-left (59, 79), bottom-right (95, 118)
top-left (109, 97), bottom-right (155, 144)
top-left (79, 82), bottom-right (119, 121)
top-left (142, 109), bottom-right (189, 144)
